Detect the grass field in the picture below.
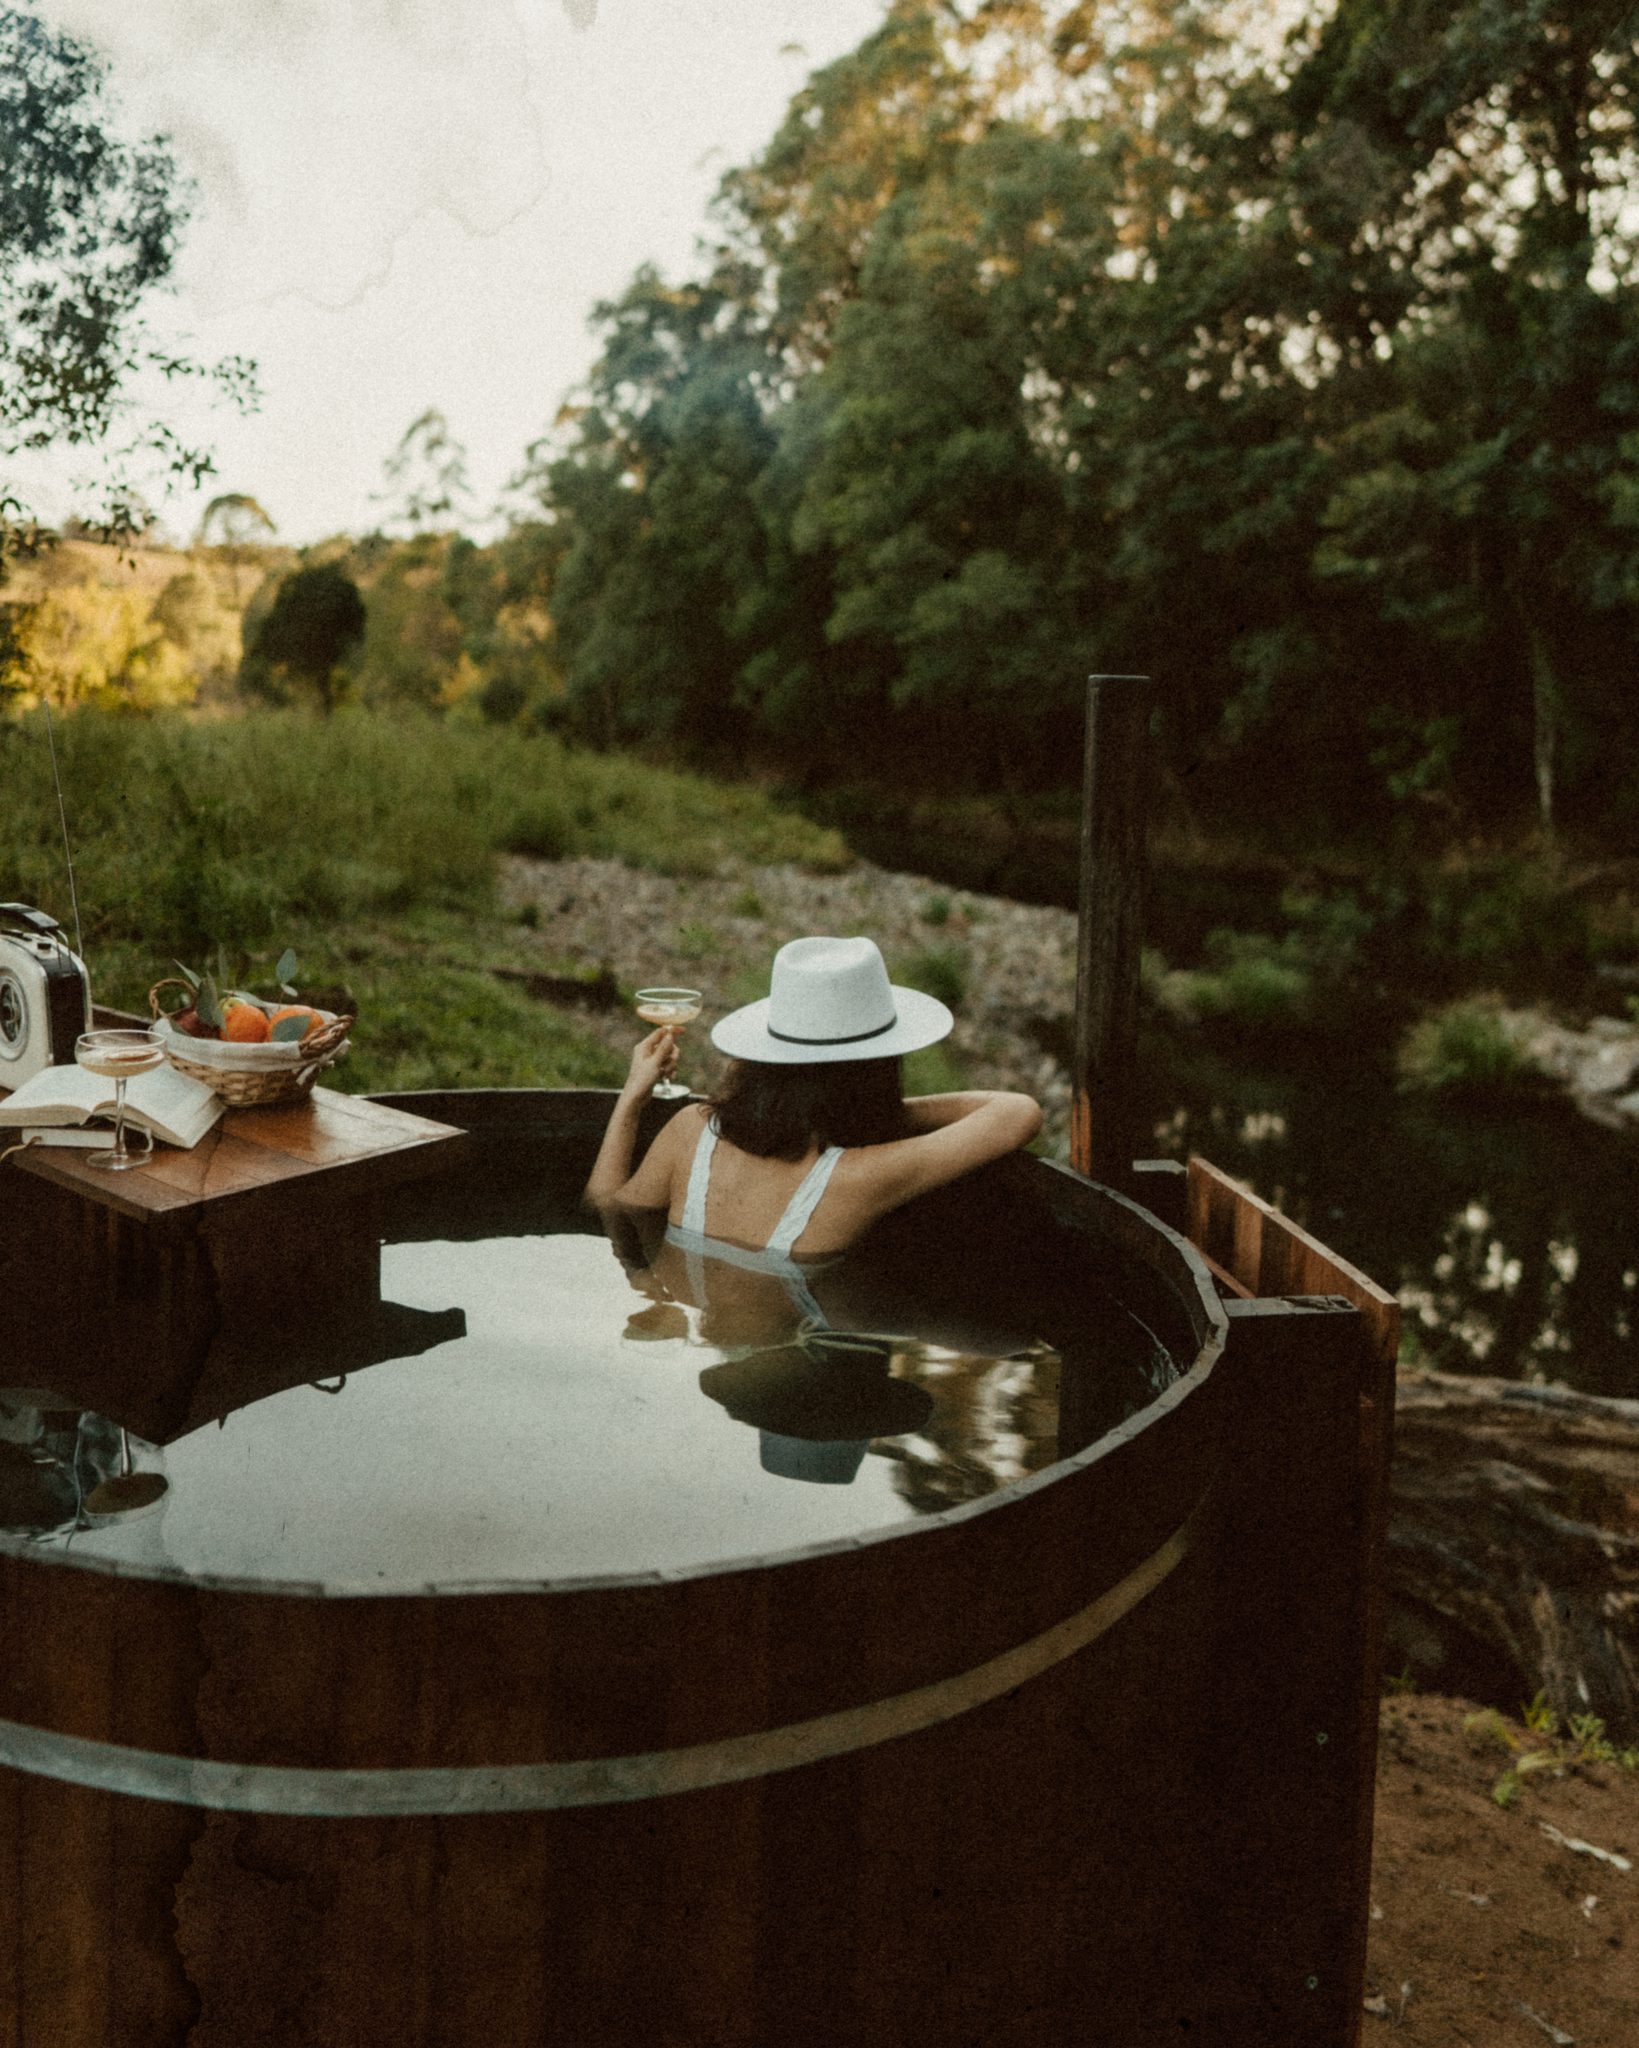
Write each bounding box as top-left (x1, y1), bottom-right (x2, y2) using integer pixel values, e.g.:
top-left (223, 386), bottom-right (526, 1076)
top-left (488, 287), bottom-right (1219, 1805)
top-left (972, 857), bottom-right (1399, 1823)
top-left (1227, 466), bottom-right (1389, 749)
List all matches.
top-left (1, 708), bottom-right (851, 1092)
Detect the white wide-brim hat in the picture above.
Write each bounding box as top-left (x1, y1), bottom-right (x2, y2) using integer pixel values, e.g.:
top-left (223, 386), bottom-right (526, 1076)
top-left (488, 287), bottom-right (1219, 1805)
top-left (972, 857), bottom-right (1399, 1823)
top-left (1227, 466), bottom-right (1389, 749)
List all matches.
top-left (710, 936), bottom-right (952, 1065)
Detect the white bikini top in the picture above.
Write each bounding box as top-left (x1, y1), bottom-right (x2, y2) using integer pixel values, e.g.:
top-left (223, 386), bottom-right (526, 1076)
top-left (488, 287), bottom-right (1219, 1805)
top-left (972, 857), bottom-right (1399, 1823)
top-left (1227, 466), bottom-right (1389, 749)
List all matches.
top-left (677, 1119), bottom-right (844, 1253)
top-left (664, 1119), bottom-right (845, 1325)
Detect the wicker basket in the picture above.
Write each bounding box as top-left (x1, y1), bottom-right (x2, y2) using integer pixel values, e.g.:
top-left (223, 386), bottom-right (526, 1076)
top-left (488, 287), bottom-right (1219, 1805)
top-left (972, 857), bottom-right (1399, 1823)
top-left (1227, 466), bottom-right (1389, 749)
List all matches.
top-left (148, 980), bottom-right (352, 1108)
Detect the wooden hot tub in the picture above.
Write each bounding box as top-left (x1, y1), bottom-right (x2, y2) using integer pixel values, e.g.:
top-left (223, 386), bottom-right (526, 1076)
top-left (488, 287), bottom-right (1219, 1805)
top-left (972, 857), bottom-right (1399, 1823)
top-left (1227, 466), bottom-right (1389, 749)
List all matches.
top-left (0, 1089), bottom-right (1391, 2047)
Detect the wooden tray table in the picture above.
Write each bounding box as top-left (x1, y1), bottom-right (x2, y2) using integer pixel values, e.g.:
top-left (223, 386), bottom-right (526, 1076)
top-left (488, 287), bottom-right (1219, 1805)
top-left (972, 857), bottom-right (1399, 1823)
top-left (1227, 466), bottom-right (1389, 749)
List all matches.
top-left (0, 1080), bottom-right (469, 1441)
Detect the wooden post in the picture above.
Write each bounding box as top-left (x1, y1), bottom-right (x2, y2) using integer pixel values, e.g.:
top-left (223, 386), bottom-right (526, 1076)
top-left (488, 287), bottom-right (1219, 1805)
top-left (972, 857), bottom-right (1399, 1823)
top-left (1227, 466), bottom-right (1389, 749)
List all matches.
top-left (1186, 1156), bottom-right (1401, 2047)
top-left (1071, 673), bottom-right (1153, 1188)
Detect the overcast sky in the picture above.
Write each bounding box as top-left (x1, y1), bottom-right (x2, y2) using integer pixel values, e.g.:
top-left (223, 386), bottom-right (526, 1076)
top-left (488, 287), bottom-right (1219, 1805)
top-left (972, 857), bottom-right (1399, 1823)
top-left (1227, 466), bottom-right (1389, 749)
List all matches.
top-left (21, 0), bottom-right (887, 546)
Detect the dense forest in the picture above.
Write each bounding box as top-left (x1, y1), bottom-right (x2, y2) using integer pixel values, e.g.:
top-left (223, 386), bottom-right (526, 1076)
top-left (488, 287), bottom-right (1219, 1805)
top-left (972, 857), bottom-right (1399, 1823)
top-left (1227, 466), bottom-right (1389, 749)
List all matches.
top-left (5, 0), bottom-right (1639, 860)
top-left (519, 0), bottom-right (1639, 847)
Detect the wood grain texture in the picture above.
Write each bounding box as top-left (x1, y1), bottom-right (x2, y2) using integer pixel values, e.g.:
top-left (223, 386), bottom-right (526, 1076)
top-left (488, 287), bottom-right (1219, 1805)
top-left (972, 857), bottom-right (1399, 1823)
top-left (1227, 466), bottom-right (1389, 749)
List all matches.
top-left (2, 1085), bottom-right (467, 1224)
top-left (0, 1097), bottom-right (1401, 2047)
top-left (1185, 1154), bottom-right (1400, 2048)
top-left (0, 1139), bottom-right (1237, 2048)
top-left (1388, 1370), bottom-right (1639, 1739)
top-left (1070, 674), bottom-right (1153, 1190)
top-left (2, 1555), bottom-right (1224, 2048)
top-left (4, 1093), bottom-right (468, 1443)
top-left (1185, 1154), bottom-right (1400, 1363)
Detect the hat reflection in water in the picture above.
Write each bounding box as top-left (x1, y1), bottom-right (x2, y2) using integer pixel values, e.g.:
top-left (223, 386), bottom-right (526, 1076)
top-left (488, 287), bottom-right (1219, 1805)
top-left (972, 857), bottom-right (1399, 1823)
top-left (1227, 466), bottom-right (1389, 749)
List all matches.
top-left (698, 1332), bottom-right (935, 1488)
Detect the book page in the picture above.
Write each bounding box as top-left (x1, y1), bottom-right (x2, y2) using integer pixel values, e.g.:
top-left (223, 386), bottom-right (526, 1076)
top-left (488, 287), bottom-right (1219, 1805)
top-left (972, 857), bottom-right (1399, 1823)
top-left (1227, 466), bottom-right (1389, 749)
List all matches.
top-left (0, 1063), bottom-right (106, 1126)
top-left (0, 1058), bottom-right (223, 1147)
top-left (124, 1063), bottom-right (225, 1148)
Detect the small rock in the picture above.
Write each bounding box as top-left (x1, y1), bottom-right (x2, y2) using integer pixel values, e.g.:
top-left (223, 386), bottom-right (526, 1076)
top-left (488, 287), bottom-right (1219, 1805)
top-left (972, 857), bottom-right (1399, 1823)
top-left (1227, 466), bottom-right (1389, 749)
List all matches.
top-left (1502, 1008), bottom-right (1639, 1121)
top-left (1576, 1041), bottom-right (1639, 1094)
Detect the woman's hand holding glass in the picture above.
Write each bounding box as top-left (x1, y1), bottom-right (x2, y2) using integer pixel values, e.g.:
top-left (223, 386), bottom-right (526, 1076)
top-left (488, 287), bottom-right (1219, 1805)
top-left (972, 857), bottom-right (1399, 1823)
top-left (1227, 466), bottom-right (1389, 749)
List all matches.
top-left (625, 1026), bottom-right (682, 1101)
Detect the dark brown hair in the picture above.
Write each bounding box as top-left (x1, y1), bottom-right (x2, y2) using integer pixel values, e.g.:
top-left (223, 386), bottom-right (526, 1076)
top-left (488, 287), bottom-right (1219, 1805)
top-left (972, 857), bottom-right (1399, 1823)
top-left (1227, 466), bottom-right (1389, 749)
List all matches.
top-left (710, 1056), bottom-right (909, 1161)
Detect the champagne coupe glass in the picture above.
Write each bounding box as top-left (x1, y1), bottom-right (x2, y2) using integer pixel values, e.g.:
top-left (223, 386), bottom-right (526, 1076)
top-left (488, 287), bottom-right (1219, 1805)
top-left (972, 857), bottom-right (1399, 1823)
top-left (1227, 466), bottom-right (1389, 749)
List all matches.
top-left (633, 988), bottom-right (702, 1102)
top-left (75, 1027), bottom-right (163, 1173)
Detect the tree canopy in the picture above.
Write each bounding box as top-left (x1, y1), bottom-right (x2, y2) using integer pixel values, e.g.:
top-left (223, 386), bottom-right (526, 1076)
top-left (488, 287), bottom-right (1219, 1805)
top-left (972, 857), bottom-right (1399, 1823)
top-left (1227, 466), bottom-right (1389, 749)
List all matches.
top-left (523, 0), bottom-right (1639, 842)
top-left (377, 409), bottom-right (473, 536)
top-left (0, 5), bottom-right (254, 558)
top-left (245, 565), bottom-right (367, 713)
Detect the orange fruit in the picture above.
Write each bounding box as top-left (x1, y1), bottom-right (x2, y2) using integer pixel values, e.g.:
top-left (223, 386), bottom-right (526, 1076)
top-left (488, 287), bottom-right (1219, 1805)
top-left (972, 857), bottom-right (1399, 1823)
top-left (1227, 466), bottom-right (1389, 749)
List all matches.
top-left (222, 1001), bottom-right (272, 1044)
top-left (268, 1004), bottom-right (324, 1041)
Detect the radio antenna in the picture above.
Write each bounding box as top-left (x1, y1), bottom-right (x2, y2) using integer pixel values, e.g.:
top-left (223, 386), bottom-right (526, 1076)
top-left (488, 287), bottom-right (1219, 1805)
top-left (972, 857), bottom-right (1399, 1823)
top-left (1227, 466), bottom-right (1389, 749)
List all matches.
top-left (40, 700), bottom-right (85, 966)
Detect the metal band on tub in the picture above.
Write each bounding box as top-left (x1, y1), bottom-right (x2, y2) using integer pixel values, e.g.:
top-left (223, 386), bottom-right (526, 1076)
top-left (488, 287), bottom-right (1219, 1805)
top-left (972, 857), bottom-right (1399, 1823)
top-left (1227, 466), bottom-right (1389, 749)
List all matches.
top-left (0, 1494), bottom-right (1206, 1817)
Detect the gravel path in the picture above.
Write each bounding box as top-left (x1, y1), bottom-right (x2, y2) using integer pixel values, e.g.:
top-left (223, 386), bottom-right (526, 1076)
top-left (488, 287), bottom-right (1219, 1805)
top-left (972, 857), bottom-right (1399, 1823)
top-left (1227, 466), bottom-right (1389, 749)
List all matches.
top-left (500, 853), bottom-right (1639, 1151)
top-left (500, 854), bottom-right (1080, 1153)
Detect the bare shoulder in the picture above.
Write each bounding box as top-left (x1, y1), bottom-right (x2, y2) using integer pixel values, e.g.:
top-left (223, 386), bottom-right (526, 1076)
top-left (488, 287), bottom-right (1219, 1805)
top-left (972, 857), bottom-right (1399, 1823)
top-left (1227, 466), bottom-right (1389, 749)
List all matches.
top-left (665, 1101), bottom-right (713, 1144)
top-left (617, 1101), bottom-right (710, 1209)
top-left (648, 1100), bottom-right (713, 1174)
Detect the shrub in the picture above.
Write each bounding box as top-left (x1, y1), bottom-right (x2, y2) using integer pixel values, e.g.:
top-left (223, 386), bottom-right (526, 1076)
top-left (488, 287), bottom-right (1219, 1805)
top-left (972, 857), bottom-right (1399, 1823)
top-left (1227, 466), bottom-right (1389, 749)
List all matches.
top-left (1395, 999), bottom-right (1539, 1094)
top-left (1205, 944), bottom-right (1310, 1026)
top-left (1278, 885), bottom-right (1375, 979)
top-left (331, 953), bottom-right (625, 1094)
top-left (243, 565), bottom-right (367, 713)
top-left (500, 793), bottom-right (572, 860)
top-left (1153, 930), bottom-right (1311, 1029)
top-left (4, 705), bottom-right (855, 1088)
top-left (1425, 857), bottom-right (1590, 970)
top-left (897, 942), bottom-right (970, 1012)
top-left (903, 1038), bottom-right (967, 1097)
top-left (1, 709), bottom-right (849, 952)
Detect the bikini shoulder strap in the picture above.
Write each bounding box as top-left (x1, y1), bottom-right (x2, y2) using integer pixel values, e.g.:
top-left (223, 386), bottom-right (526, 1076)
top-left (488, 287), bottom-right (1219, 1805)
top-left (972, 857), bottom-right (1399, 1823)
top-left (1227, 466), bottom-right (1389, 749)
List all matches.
top-left (679, 1112), bottom-right (718, 1236)
top-left (765, 1144), bottom-right (845, 1256)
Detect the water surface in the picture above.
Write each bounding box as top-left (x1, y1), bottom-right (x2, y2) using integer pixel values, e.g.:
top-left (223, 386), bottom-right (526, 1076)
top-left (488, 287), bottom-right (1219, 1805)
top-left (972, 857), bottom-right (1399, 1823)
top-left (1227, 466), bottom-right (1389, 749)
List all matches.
top-left (1139, 1027), bottom-right (1639, 1397)
top-left (2, 1170), bottom-right (1177, 1588)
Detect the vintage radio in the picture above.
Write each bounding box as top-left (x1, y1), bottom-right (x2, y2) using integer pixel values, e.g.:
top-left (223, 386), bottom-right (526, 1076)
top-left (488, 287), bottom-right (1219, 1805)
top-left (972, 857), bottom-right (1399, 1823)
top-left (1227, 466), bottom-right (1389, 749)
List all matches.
top-left (0, 903), bottom-right (91, 1087)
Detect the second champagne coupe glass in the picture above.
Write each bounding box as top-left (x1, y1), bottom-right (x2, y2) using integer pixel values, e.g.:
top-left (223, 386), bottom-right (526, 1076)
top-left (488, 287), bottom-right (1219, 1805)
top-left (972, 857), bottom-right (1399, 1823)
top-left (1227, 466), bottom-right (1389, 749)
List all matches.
top-left (75, 1027), bottom-right (163, 1172)
top-left (633, 988), bottom-right (702, 1101)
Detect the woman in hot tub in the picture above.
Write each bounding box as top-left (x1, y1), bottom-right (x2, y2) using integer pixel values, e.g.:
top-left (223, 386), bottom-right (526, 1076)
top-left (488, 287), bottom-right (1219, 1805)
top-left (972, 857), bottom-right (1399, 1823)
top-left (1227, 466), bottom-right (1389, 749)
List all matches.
top-left (586, 935), bottom-right (1041, 1327)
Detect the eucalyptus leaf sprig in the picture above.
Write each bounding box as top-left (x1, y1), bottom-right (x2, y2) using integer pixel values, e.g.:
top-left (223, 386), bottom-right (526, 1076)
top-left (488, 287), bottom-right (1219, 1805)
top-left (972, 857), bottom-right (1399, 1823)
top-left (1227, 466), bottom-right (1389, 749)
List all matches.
top-left (173, 946), bottom-right (311, 1040)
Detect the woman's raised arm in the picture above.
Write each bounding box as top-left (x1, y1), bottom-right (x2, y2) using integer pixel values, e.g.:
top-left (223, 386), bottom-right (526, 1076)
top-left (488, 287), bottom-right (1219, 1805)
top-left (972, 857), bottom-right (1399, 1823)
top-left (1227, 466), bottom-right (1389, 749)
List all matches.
top-left (583, 1029), bottom-right (684, 1208)
top-left (861, 1090), bottom-right (1043, 1214)
top-left (900, 1091), bottom-right (1037, 1134)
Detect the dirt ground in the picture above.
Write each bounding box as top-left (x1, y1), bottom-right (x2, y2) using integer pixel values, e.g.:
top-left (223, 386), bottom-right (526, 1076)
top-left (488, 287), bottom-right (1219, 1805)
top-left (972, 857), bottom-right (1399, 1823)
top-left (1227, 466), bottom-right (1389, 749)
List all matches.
top-left (1366, 1695), bottom-right (1638, 2045)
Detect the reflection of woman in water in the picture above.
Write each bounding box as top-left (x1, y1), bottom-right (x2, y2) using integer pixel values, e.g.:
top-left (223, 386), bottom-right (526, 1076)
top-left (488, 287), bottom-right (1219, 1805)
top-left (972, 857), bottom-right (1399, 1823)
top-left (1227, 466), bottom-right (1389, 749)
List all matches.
top-left (587, 936), bottom-right (1042, 1313)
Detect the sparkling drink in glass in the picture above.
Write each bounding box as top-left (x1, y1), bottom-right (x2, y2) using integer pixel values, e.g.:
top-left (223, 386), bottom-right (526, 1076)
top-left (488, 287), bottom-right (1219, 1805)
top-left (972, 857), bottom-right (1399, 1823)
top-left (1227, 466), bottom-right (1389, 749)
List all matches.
top-left (633, 988), bottom-right (702, 1101)
top-left (75, 1027), bottom-right (163, 1172)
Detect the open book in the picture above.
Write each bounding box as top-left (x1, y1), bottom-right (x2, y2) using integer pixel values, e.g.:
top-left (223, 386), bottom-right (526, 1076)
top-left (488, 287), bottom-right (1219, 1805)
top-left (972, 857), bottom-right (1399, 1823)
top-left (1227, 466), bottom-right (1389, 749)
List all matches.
top-left (0, 1060), bottom-right (225, 1150)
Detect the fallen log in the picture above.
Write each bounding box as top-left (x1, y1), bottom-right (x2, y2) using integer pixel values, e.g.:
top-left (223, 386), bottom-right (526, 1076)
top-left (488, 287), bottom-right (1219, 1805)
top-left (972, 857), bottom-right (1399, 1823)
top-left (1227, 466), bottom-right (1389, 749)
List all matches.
top-left (1385, 1369), bottom-right (1639, 1740)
